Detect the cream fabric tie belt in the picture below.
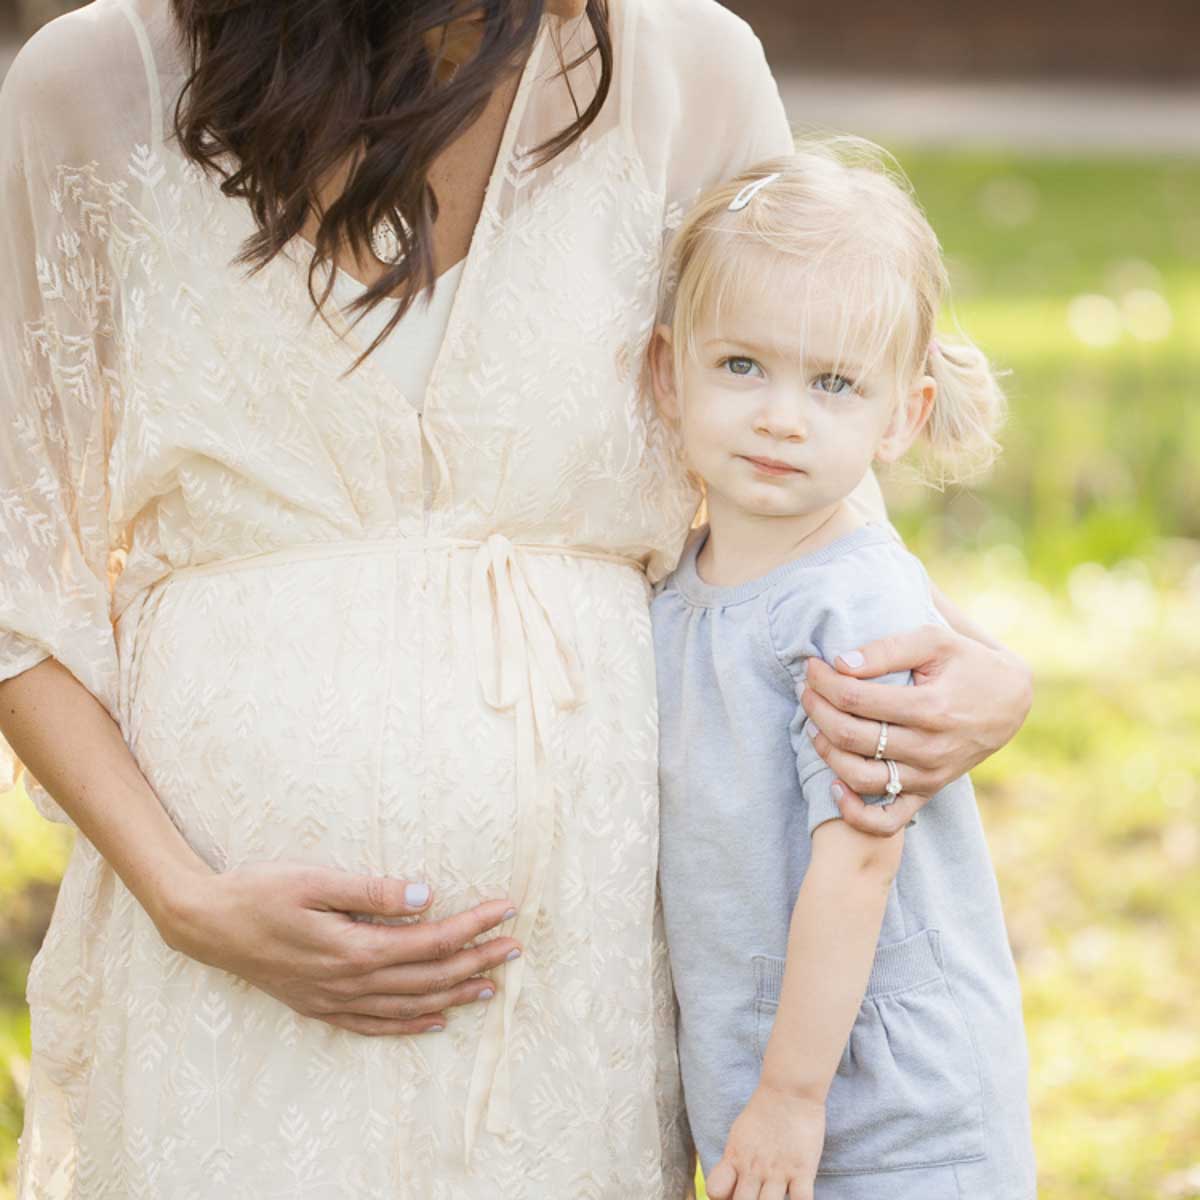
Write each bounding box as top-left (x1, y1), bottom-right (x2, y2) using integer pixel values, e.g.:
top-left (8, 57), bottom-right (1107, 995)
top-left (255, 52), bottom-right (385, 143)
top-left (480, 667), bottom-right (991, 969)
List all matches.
top-left (165, 534), bottom-right (647, 1162)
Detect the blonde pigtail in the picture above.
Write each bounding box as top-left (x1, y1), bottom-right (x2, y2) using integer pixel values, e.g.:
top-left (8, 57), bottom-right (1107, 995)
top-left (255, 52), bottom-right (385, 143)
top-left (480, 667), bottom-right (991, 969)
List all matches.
top-left (919, 337), bottom-right (1007, 487)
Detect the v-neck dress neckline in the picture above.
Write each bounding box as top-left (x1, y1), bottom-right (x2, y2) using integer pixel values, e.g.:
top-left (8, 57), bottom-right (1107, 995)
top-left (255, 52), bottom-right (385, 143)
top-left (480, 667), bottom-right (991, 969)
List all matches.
top-left (291, 13), bottom-right (551, 420)
top-left (325, 256), bottom-right (468, 416)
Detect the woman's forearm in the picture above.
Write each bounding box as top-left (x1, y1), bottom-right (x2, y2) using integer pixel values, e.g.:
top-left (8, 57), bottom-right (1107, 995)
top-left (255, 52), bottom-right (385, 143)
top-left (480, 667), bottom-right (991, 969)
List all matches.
top-left (1, 658), bottom-right (523, 1036)
top-left (0, 656), bottom-right (212, 935)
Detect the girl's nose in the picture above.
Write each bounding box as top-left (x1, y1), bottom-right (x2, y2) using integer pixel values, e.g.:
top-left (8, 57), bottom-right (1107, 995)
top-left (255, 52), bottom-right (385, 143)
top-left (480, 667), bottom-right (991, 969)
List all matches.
top-left (753, 391), bottom-right (808, 441)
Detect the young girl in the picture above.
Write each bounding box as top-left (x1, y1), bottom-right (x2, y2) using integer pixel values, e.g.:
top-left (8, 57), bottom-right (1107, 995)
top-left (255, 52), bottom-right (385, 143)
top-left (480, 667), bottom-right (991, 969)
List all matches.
top-left (648, 140), bottom-right (1037, 1200)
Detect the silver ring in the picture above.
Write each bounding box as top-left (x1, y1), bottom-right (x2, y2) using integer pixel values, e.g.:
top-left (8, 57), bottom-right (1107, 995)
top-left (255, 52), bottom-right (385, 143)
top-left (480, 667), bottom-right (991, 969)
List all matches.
top-left (873, 720), bottom-right (889, 760)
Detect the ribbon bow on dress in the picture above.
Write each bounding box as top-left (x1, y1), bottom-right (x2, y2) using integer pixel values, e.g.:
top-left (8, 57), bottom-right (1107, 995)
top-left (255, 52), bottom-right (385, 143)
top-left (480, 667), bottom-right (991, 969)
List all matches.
top-left (461, 533), bottom-right (588, 1162)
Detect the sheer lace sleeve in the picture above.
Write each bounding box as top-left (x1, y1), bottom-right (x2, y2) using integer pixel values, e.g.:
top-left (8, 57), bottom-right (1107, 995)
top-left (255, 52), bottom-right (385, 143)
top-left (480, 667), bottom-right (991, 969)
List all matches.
top-left (0, 10), bottom-right (141, 817)
top-left (623, 0), bottom-right (795, 221)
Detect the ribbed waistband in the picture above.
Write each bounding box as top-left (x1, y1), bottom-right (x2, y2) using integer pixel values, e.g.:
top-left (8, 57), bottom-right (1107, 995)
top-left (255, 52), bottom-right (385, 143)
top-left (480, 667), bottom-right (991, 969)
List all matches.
top-left (164, 535), bottom-right (646, 581)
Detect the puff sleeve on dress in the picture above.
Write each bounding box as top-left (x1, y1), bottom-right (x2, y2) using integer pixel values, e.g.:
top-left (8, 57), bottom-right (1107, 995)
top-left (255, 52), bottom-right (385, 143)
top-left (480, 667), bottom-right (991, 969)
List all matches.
top-left (0, 14), bottom-right (134, 817)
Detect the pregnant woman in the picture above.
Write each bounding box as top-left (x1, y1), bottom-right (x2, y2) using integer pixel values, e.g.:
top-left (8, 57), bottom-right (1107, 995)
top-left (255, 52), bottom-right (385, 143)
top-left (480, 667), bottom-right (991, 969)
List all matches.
top-left (0, 0), bottom-right (1031, 1194)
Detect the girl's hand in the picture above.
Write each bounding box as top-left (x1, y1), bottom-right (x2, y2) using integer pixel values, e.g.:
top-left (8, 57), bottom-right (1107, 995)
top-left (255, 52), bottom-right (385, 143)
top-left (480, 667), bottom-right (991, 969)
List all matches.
top-left (159, 862), bottom-right (521, 1036)
top-left (704, 1084), bottom-right (825, 1200)
top-left (801, 624), bottom-right (1033, 837)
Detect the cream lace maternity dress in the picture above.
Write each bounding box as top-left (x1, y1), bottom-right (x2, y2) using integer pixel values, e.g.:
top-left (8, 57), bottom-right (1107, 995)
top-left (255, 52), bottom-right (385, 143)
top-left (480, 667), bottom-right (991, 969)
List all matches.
top-left (0, 0), bottom-right (796, 1194)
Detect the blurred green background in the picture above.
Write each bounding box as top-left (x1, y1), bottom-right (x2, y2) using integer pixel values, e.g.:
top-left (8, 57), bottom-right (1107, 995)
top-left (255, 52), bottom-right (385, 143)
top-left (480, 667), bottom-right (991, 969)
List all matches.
top-left (2, 5), bottom-right (1199, 1198)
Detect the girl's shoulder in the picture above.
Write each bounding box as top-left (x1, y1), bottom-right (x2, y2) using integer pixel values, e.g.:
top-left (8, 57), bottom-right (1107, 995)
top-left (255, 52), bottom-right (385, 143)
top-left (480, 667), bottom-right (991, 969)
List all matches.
top-left (764, 529), bottom-right (942, 670)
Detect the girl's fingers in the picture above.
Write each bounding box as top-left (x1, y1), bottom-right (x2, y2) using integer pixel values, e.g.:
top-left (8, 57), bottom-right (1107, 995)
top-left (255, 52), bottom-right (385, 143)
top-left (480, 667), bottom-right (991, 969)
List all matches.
top-left (833, 782), bottom-right (928, 837)
top-left (704, 1161), bottom-right (737, 1200)
top-left (813, 742), bottom-right (941, 799)
top-left (788, 1179), bottom-right (815, 1200)
top-left (805, 657), bottom-right (939, 728)
top-left (731, 1172), bottom-right (761, 1200)
top-left (759, 1181), bottom-right (788, 1200)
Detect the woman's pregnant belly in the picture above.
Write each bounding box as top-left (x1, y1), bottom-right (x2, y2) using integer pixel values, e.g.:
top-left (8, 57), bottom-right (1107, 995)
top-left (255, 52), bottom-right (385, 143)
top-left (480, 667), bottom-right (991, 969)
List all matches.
top-left (116, 541), bottom-right (661, 971)
top-left (20, 542), bottom-right (693, 1196)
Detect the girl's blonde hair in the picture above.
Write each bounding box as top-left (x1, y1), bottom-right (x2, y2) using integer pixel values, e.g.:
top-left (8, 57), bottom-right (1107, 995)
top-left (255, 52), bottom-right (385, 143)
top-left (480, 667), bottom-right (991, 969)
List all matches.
top-left (658, 136), bottom-right (1005, 486)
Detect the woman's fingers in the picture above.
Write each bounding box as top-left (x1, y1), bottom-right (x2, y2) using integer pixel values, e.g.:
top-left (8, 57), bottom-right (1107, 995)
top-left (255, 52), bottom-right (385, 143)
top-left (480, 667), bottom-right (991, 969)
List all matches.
top-left (759, 1181), bottom-right (787, 1200)
top-left (831, 623), bottom-right (955, 682)
top-left (301, 866), bottom-right (439, 918)
top-left (812, 741), bottom-right (942, 799)
top-left (335, 977), bottom-right (496, 1020)
top-left (833, 781), bottom-right (928, 837)
top-left (354, 898), bottom-right (519, 971)
top-left (803, 688), bottom-right (945, 772)
top-left (805, 657), bottom-right (941, 728)
top-left (346, 930), bottom-right (520, 999)
top-left (321, 1012), bottom-right (448, 1038)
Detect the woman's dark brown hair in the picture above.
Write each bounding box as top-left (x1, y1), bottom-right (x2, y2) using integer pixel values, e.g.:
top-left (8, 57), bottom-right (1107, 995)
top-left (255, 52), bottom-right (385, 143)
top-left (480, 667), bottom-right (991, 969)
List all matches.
top-left (170, 0), bottom-right (612, 368)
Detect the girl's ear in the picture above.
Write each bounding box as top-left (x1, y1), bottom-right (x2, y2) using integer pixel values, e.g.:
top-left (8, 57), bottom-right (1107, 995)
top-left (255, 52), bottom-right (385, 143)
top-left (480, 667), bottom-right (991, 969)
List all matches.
top-left (876, 374), bottom-right (936, 464)
top-left (649, 324), bottom-right (680, 423)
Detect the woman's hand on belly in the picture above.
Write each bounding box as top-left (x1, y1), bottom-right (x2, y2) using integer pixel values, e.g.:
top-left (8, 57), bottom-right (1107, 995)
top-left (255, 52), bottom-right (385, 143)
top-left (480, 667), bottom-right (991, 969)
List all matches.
top-left (160, 863), bottom-right (521, 1035)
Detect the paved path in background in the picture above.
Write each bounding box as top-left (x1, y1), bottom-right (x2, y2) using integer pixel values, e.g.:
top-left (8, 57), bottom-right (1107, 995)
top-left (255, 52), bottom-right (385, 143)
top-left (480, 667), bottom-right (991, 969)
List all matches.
top-left (777, 73), bottom-right (1200, 156)
top-left (2, 36), bottom-right (1199, 155)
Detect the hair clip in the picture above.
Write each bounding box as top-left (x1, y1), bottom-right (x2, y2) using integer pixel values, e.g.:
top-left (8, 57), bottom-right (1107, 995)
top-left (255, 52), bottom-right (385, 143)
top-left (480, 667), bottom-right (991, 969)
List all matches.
top-left (728, 173), bottom-right (781, 212)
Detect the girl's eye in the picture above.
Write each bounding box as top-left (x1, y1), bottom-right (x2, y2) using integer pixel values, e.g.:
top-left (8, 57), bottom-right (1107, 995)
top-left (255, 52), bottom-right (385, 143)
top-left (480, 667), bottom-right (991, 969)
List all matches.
top-left (721, 357), bottom-right (763, 378)
top-left (812, 373), bottom-right (857, 396)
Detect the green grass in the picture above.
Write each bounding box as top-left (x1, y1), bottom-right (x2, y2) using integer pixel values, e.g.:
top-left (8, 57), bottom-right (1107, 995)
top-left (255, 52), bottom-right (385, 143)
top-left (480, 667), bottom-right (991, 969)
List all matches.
top-left (4, 151), bottom-right (1200, 1198)
top-left (890, 152), bottom-right (1200, 582)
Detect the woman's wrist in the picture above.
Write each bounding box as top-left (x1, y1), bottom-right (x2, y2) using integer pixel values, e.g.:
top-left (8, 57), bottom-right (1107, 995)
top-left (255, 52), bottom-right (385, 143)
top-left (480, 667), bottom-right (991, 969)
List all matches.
top-left (138, 850), bottom-right (219, 952)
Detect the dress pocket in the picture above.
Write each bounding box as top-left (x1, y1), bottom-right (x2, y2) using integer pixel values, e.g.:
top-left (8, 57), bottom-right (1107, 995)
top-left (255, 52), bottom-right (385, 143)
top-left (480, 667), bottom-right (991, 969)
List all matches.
top-left (752, 929), bottom-right (987, 1174)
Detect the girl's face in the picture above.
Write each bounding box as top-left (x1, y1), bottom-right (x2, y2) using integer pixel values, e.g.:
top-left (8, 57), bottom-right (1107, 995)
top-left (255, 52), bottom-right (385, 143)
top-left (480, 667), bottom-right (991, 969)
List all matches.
top-left (651, 275), bottom-right (934, 521)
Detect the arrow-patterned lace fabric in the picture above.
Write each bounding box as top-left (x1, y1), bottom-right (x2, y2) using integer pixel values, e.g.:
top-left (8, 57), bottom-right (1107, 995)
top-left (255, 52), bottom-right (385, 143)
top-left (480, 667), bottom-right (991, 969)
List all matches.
top-left (0, 0), bottom-right (795, 1194)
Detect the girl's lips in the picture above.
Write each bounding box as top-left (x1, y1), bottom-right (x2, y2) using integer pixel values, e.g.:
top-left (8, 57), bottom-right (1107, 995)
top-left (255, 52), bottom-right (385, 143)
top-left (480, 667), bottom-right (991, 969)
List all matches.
top-left (741, 455), bottom-right (802, 476)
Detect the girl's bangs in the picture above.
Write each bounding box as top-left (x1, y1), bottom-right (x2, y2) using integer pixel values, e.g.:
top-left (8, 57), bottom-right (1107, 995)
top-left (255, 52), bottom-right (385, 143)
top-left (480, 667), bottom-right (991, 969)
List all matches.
top-left (679, 234), bottom-right (923, 391)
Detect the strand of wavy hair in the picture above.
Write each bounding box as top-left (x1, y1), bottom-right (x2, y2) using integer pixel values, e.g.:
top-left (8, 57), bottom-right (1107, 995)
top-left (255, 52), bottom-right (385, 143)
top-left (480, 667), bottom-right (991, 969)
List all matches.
top-left (170, 0), bottom-right (612, 371)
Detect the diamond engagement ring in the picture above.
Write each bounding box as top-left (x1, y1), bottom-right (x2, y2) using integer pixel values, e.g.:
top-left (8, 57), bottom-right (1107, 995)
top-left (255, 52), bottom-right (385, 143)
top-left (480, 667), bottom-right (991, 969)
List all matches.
top-left (884, 758), bottom-right (903, 803)
top-left (873, 720), bottom-right (889, 760)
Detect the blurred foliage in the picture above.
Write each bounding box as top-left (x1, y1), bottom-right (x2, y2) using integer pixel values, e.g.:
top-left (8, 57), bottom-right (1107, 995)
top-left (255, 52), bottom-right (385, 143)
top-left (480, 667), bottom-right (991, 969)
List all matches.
top-left (3, 153), bottom-right (1199, 1199)
top-left (885, 151), bottom-right (1200, 579)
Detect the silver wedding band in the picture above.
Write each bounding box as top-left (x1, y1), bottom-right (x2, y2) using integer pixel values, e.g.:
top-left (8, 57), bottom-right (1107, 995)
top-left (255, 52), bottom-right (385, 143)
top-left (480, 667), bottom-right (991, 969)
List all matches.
top-left (873, 720), bottom-right (889, 760)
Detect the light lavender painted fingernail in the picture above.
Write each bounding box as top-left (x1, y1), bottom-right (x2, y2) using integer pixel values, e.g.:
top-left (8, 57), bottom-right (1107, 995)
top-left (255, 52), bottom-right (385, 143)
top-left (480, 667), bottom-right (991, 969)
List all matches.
top-left (405, 883), bottom-right (430, 907)
top-left (506, 948), bottom-right (522, 962)
top-left (839, 650), bottom-right (865, 669)
top-left (831, 782), bottom-right (845, 803)
top-left (478, 988), bottom-right (495, 1002)
top-left (426, 1024), bottom-right (445, 1034)
top-left (502, 908), bottom-right (518, 921)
